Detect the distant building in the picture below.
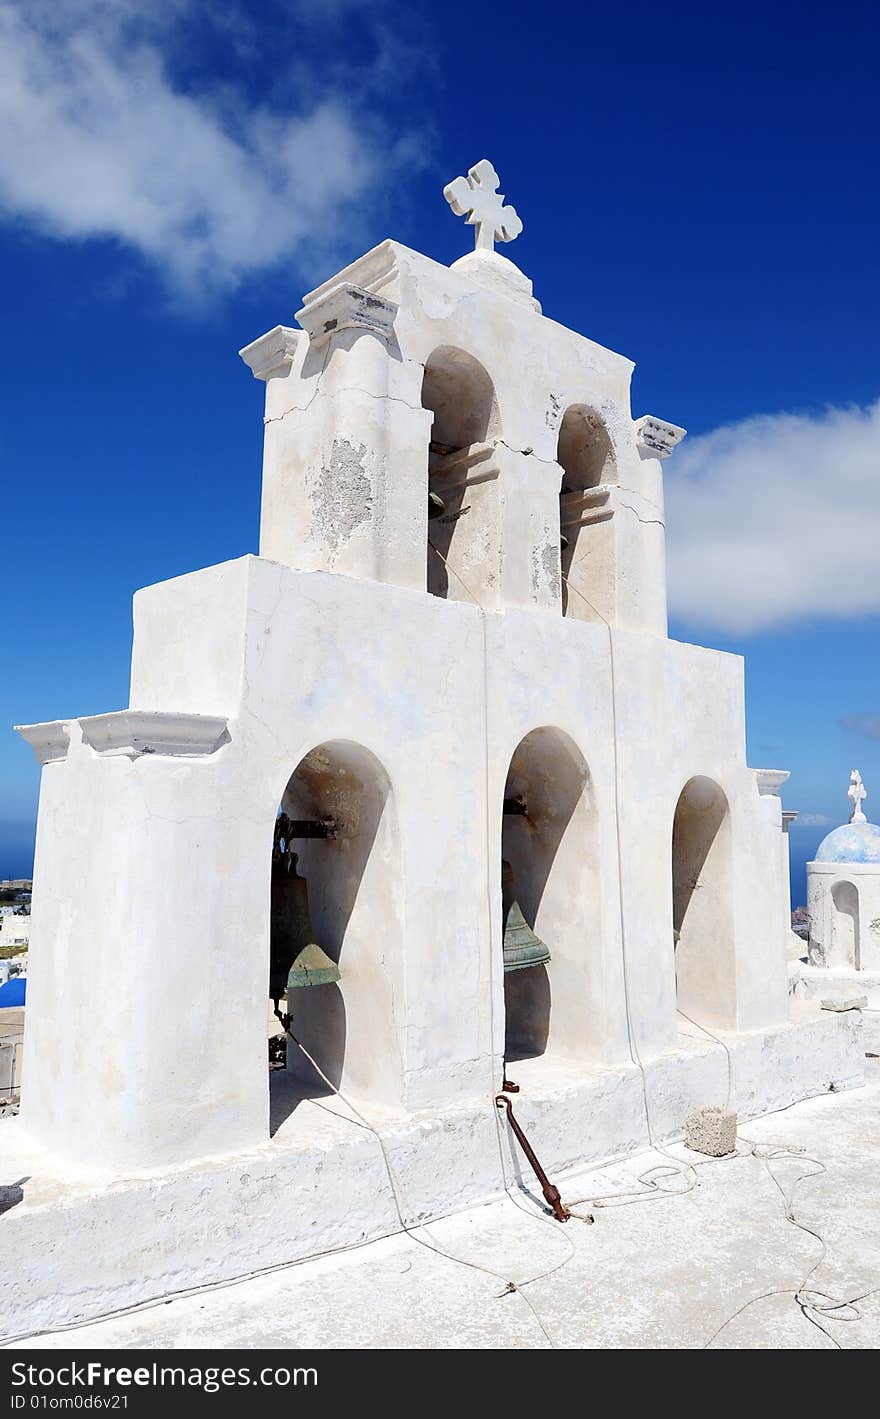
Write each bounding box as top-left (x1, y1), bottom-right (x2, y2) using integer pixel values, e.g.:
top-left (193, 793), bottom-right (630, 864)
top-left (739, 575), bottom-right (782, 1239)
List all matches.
top-left (0, 912), bottom-right (29, 951)
top-left (807, 770), bottom-right (880, 972)
top-left (0, 1006), bottom-right (24, 1110)
top-left (790, 769), bottom-right (880, 1051)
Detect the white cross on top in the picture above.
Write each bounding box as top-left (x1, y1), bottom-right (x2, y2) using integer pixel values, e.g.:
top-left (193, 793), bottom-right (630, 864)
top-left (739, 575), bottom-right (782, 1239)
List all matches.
top-left (848, 768), bottom-right (868, 823)
top-left (443, 159), bottom-right (523, 252)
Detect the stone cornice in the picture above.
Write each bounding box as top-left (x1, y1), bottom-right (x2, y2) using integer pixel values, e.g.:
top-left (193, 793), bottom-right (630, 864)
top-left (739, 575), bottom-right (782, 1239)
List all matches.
top-left (15, 720), bottom-right (71, 765)
top-left (634, 415), bottom-right (687, 459)
top-left (239, 326), bottom-right (300, 382)
top-left (295, 282), bottom-right (398, 347)
top-left (78, 711), bottom-right (230, 760)
top-left (755, 768), bottom-right (791, 796)
top-left (300, 241), bottom-right (399, 306)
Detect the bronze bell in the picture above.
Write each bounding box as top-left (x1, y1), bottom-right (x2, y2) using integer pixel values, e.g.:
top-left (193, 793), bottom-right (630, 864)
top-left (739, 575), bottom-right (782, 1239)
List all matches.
top-left (501, 859), bottom-right (551, 973)
top-left (270, 853), bottom-right (340, 1002)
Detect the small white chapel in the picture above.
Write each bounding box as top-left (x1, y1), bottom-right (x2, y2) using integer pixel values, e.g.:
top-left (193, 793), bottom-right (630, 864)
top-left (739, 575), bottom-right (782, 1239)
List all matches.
top-left (790, 769), bottom-right (880, 1047)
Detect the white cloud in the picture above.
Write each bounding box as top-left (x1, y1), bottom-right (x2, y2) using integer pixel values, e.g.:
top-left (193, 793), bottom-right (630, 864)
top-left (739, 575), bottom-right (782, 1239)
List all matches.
top-left (665, 398), bottom-right (880, 635)
top-left (793, 813), bottom-right (832, 828)
top-left (0, 1), bottom-right (423, 296)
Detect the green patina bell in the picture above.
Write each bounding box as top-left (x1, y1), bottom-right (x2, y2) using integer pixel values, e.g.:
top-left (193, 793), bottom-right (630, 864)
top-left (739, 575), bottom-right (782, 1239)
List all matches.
top-left (270, 855), bottom-right (340, 999)
top-left (501, 859), bottom-right (551, 973)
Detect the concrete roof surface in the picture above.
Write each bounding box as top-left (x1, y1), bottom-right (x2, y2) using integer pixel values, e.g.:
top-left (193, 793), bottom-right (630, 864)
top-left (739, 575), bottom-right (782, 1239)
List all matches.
top-left (11, 1055), bottom-right (880, 1350)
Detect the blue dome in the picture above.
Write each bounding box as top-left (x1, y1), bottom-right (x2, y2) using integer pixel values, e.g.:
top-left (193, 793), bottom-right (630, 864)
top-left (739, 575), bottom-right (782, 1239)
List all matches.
top-left (815, 820), bottom-right (880, 864)
top-left (0, 976), bottom-right (26, 1008)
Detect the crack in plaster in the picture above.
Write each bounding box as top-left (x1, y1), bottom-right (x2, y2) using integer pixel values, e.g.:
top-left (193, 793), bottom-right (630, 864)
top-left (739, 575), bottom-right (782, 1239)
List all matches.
top-left (497, 439), bottom-right (558, 467)
top-left (253, 566), bottom-right (286, 674)
top-left (616, 498), bottom-right (665, 529)
top-left (268, 385), bottom-right (427, 426)
top-left (262, 345), bottom-right (332, 427)
top-left (129, 769), bottom-right (264, 833)
top-left (242, 702), bottom-right (291, 764)
top-left (335, 385), bottom-right (425, 414)
top-left (263, 354), bottom-right (426, 428)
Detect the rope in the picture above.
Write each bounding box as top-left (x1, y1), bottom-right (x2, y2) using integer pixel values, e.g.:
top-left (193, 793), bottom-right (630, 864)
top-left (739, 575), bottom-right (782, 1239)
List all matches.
top-left (675, 1006), bottom-right (734, 1110)
top-left (283, 1026), bottom-right (567, 1347)
top-left (559, 568), bottom-right (700, 1209)
top-left (702, 1135), bottom-right (880, 1349)
top-left (427, 536), bottom-right (486, 609)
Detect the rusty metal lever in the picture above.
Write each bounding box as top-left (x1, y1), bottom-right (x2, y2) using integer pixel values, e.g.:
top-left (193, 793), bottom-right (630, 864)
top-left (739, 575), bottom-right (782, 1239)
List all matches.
top-left (495, 1094), bottom-right (570, 1222)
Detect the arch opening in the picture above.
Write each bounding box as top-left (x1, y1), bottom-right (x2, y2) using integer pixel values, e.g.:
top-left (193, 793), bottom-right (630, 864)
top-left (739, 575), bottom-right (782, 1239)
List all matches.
top-left (671, 776), bottom-right (736, 1028)
top-left (422, 347), bottom-right (500, 602)
top-left (500, 727), bottom-right (601, 1068)
top-left (830, 879), bottom-right (860, 969)
top-left (268, 740), bottom-right (404, 1132)
top-left (556, 405), bottom-right (617, 619)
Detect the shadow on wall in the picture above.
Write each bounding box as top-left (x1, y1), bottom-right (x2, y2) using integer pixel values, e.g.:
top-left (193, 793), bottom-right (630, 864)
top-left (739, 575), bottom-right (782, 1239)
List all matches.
top-left (501, 726), bottom-right (599, 1064)
top-left (557, 405), bottom-right (617, 620)
top-left (422, 346), bottom-right (500, 601)
top-left (270, 740), bottom-right (403, 1130)
top-left (831, 879), bottom-right (860, 969)
top-left (672, 776), bottom-right (736, 1029)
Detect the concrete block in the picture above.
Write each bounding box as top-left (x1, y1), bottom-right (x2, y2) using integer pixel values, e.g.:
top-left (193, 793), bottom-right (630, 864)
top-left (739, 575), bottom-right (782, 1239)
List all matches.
top-left (685, 1104), bottom-right (737, 1157)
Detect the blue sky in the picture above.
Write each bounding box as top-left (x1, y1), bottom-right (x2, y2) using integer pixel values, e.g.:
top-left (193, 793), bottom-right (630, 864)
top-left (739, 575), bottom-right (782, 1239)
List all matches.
top-left (1, 0), bottom-right (879, 900)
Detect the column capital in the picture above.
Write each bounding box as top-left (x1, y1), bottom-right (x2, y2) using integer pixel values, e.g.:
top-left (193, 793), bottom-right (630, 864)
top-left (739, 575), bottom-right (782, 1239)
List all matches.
top-left (15, 720), bottom-right (71, 765)
top-left (239, 326), bottom-right (300, 381)
top-left (634, 414), bottom-right (686, 459)
top-left (295, 282), bottom-right (398, 347)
